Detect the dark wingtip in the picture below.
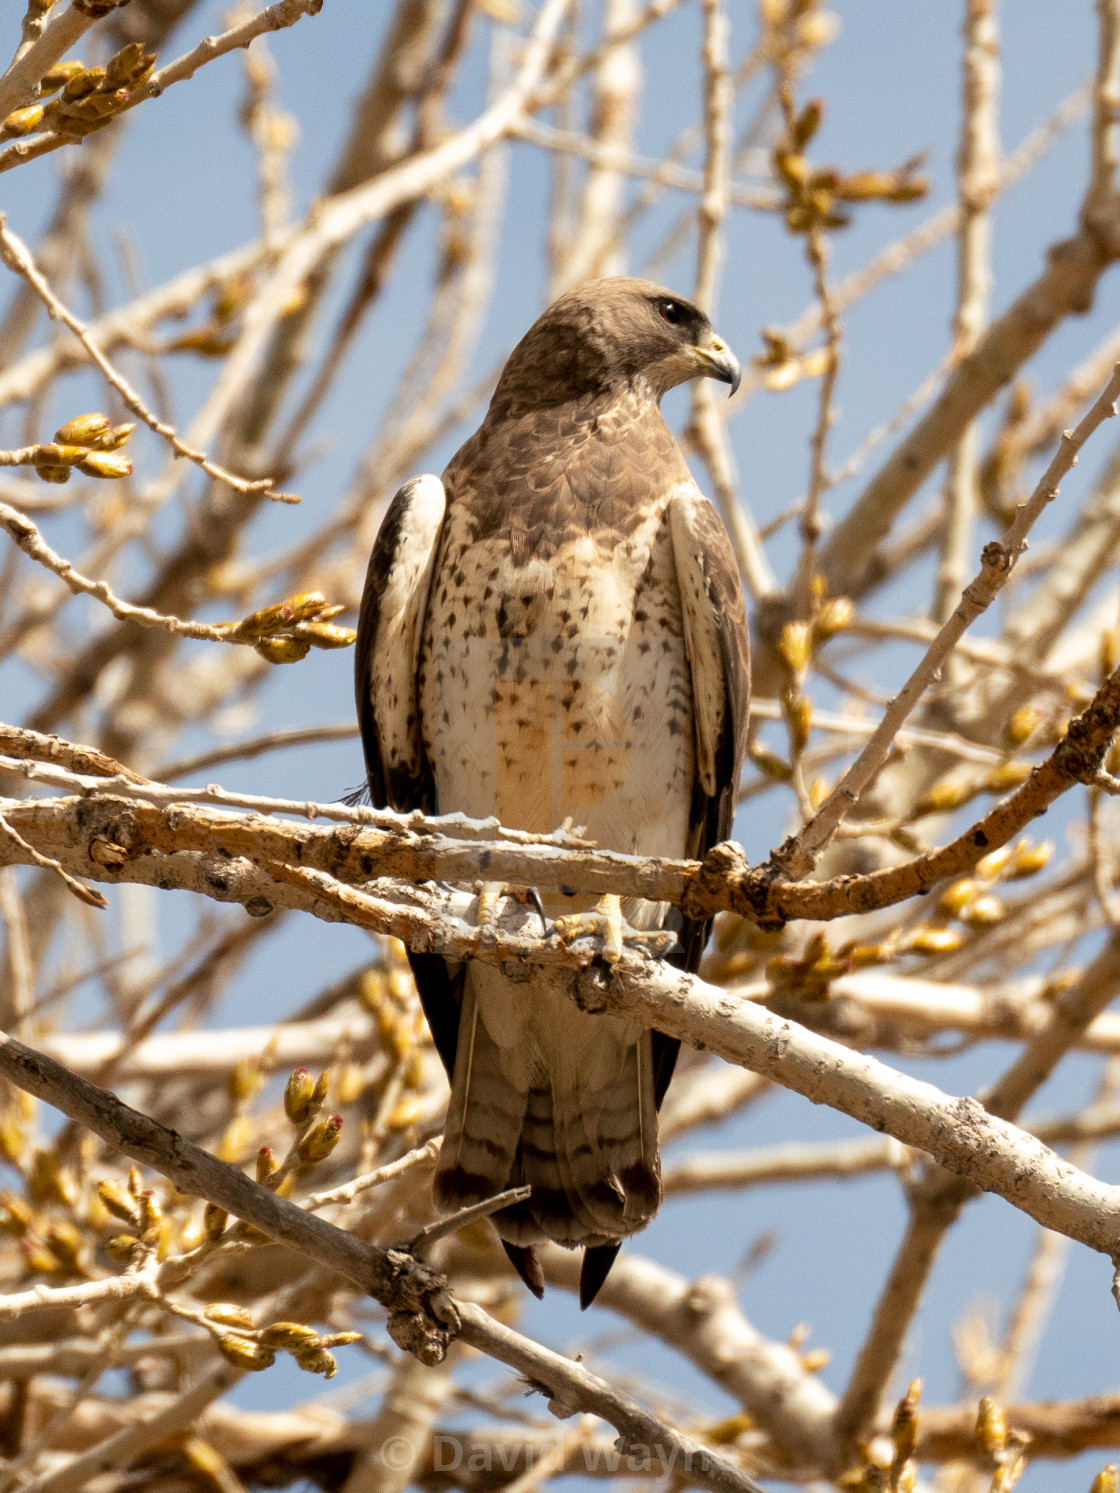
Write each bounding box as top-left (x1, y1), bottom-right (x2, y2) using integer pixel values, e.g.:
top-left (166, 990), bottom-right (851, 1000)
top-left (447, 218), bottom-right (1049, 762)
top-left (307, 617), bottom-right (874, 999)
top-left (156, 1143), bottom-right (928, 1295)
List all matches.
top-left (580, 1242), bottom-right (622, 1309)
top-left (502, 1240), bottom-right (545, 1299)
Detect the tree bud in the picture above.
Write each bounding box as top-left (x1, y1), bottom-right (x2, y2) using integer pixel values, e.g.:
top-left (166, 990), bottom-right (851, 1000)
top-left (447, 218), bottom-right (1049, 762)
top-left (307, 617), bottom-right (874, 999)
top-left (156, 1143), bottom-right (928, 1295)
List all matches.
top-left (297, 1114), bottom-right (343, 1163)
top-left (217, 1335), bottom-right (275, 1371)
top-left (284, 1067), bottom-right (315, 1125)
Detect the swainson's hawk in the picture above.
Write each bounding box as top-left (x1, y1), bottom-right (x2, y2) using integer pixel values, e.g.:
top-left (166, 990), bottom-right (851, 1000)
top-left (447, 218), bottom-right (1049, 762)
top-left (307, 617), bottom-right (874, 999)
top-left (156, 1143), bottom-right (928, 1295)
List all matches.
top-left (356, 277), bottom-right (750, 1305)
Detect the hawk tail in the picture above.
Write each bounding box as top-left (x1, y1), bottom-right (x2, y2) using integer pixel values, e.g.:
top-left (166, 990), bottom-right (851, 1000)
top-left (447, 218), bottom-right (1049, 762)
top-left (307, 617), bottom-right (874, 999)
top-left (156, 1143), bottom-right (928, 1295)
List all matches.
top-left (434, 972), bottom-right (660, 1270)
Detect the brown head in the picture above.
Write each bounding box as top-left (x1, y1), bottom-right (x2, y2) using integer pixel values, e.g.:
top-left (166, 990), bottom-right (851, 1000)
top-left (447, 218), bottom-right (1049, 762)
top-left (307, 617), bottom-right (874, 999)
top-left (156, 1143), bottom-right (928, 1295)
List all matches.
top-left (490, 277), bottom-right (741, 415)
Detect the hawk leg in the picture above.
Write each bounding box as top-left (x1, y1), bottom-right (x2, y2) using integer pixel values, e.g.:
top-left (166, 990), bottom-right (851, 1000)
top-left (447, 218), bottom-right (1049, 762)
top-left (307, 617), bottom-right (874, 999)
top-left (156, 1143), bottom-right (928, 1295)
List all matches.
top-left (477, 882), bottom-right (549, 937)
top-left (553, 894), bottom-right (674, 964)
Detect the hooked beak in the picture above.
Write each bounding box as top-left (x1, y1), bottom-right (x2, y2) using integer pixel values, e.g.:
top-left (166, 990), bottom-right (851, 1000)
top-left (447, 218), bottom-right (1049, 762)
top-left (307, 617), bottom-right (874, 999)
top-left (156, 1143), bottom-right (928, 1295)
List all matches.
top-left (694, 332), bottom-right (742, 397)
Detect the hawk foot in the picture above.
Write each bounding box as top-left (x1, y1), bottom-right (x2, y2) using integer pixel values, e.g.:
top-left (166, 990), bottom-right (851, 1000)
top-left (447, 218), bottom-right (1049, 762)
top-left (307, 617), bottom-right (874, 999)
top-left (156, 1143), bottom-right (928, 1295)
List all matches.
top-left (476, 882), bottom-right (549, 937)
top-left (553, 894), bottom-right (673, 964)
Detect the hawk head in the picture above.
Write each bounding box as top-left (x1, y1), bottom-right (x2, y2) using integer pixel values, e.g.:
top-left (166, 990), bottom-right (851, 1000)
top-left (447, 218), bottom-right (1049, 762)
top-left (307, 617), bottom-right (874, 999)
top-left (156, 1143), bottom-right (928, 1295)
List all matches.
top-left (493, 277), bottom-right (741, 411)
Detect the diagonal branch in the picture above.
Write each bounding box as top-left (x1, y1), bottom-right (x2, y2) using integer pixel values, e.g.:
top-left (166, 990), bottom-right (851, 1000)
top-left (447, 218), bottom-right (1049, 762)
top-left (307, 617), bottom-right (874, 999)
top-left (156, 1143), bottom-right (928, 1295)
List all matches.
top-left (765, 362), bottom-right (1120, 882)
top-left (0, 1030), bottom-right (763, 1493)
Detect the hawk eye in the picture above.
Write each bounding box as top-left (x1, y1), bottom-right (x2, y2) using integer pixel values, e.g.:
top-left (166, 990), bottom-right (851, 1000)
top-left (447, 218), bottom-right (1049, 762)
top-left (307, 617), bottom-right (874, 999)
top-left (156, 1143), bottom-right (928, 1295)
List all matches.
top-left (658, 300), bottom-right (684, 326)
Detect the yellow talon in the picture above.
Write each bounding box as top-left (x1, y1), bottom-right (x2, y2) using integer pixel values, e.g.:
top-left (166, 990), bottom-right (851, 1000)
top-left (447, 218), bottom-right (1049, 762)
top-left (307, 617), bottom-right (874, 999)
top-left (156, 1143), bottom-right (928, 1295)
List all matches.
top-left (554, 894), bottom-right (626, 964)
top-left (477, 882), bottom-right (506, 933)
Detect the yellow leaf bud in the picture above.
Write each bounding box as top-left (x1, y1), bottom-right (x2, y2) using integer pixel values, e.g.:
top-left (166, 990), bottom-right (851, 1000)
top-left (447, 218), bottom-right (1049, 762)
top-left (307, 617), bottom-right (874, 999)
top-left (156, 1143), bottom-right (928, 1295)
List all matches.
top-left (62, 66), bottom-right (105, 100)
top-left (312, 1070), bottom-right (331, 1107)
top-left (778, 619), bottom-right (813, 679)
top-left (808, 777), bottom-right (830, 810)
top-left (750, 744), bottom-right (793, 781)
top-left (216, 1116), bottom-right (252, 1163)
top-left (54, 412), bottom-right (110, 445)
top-left (386, 1096), bottom-right (423, 1131)
top-left (797, 11), bottom-right (840, 48)
top-left (104, 43), bottom-right (154, 91)
top-left (1090, 1466), bottom-right (1118, 1493)
top-left (253, 591), bottom-right (329, 635)
top-left (256, 1146), bottom-right (278, 1184)
top-left (217, 1335), bottom-right (275, 1371)
top-left (183, 1438), bottom-right (233, 1480)
top-left (299, 621), bottom-right (358, 649)
top-left (787, 694), bottom-right (813, 754)
top-left (0, 1192), bottom-right (33, 1238)
top-left (774, 148), bottom-right (809, 187)
top-left (1005, 706), bottom-right (1044, 747)
top-left (2, 105), bottom-right (45, 138)
top-left (205, 1303), bottom-right (256, 1328)
top-left (905, 926), bottom-right (965, 955)
top-left (801, 1347), bottom-right (831, 1372)
top-left (76, 451), bottom-right (132, 480)
top-left (974, 844), bottom-right (1014, 881)
top-left (284, 1066), bottom-right (315, 1126)
top-left (166, 328), bottom-right (237, 357)
top-left (298, 1114), bottom-right (343, 1163)
top-left (891, 1379), bottom-right (921, 1464)
top-left (34, 463), bottom-right (71, 484)
top-left (228, 1056), bottom-right (261, 1104)
top-left (44, 1220), bottom-right (85, 1272)
top-left (911, 779), bottom-right (978, 818)
top-left (28, 1148), bottom-right (75, 1207)
top-left (813, 595), bottom-right (853, 641)
top-left (105, 1233), bottom-right (138, 1261)
top-left (763, 360), bottom-right (802, 392)
top-left (21, 1240), bottom-right (61, 1275)
top-left (138, 1190), bottom-right (162, 1235)
top-left (38, 61), bottom-right (86, 94)
top-left (97, 422), bottom-right (135, 451)
top-left (259, 1320), bottom-right (320, 1349)
top-left (321, 1330), bottom-right (363, 1347)
top-left (1103, 629), bottom-right (1120, 681)
top-left (937, 879), bottom-right (979, 919)
top-left (848, 943), bottom-right (887, 968)
top-left (975, 1395), bottom-right (1006, 1457)
top-left (292, 1344), bottom-right (338, 1377)
top-left (962, 893), bottom-right (1005, 929)
top-left (213, 275), bottom-right (254, 321)
top-left (1006, 840), bottom-right (1053, 880)
top-left (793, 97), bottom-right (823, 148)
top-left (0, 1116), bottom-right (26, 1166)
top-left (884, 177), bottom-right (929, 202)
top-left (62, 86), bottom-right (127, 121)
top-left (98, 1177), bottom-right (141, 1228)
top-left (333, 1062), bottom-right (366, 1107)
top-left (985, 761), bottom-right (1032, 794)
top-left (255, 637), bottom-right (311, 664)
top-left (203, 1202), bottom-right (228, 1239)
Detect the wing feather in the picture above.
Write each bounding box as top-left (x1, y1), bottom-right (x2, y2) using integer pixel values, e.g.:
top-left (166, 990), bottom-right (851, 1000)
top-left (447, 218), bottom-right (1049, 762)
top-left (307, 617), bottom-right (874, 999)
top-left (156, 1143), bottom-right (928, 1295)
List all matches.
top-left (667, 485), bottom-right (751, 989)
top-left (354, 475), bottom-right (463, 1076)
top-left (354, 474), bottom-right (446, 812)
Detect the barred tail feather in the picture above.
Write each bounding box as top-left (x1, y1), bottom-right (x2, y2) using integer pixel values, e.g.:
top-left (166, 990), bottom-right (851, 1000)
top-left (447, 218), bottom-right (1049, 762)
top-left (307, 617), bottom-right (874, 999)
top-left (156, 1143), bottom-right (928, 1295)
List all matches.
top-left (434, 979), bottom-right (525, 1211)
top-left (433, 966), bottom-right (661, 1251)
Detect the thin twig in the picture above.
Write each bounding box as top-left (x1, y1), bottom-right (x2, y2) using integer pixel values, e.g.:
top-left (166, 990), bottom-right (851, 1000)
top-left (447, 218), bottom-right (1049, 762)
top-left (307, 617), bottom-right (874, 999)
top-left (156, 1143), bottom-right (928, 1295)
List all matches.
top-left (776, 362), bottom-right (1120, 880)
top-left (0, 809), bottom-right (105, 908)
top-left (0, 218), bottom-right (295, 501)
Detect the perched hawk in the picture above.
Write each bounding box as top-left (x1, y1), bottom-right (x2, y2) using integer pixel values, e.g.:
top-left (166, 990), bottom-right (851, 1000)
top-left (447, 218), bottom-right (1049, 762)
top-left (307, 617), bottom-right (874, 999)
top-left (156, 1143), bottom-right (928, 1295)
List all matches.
top-left (356, 277), bottom-right (750, 1306)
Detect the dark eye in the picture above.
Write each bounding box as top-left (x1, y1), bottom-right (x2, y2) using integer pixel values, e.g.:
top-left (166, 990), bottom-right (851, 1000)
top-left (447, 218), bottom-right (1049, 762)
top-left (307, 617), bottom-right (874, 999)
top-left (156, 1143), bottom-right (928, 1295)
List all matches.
top-left (658, 300), bottom-right (684, 326)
